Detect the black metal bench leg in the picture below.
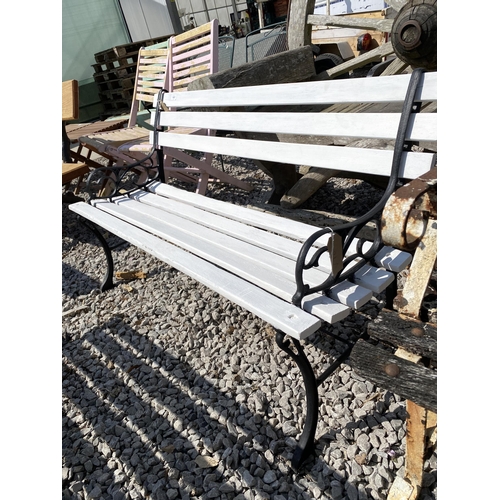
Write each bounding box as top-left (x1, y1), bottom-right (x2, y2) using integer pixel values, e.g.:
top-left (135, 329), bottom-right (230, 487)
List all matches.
top-left (276, 331), bottom-right (319, 471)
top-left (78, 218), bottom-right (115, 292)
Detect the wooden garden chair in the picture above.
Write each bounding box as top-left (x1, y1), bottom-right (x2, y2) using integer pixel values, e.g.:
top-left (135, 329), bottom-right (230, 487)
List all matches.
top-left (62, 80), bottom-right (89, 201)
top-left (78, 20), bottom-right (251, 195)
top-left (76, 44), bottom-right (170, 170)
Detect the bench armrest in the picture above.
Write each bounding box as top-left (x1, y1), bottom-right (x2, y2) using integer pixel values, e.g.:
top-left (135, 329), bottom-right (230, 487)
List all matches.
top-left (84, 157), bottom-right (162, 200)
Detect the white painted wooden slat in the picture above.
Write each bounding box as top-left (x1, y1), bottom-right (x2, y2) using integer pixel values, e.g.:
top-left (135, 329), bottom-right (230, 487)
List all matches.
top-left (302, 294), bottom-right (351, 324)
top-left (342, 241), bottom-right (413, 274)
top-left (147, 183), bottom-right (413, 273)
top-left (149, 183), bottom-right (328, 241)
top-left (352, 264), bottom-right (395, 294)
top-left (130, 191), bottom-right (309, 261)
top-left (328, 281), bottom-right (373, 310)
top-left (93, 199), bottom-right (356, 322)
top-left (68, 202), bottom-right (321, 340)
top-left (370, 244), bottom-right (413, 273)
top-left (116, 196), bottom-right (383, 315)
top-left (152, 131), bottom-right (436, 180)
top-left (155, 72), bottom-right (437, 108)
top-left (136, 191), bottom-right (395, 297)
top-left (115, 196), bottom-right (329, 286)
top-left (153, 112), bottom-right (437, 142)
top-left (132, 194), bottom-right (394, 301)
top-left (131, 191), bottom-right (396, 297)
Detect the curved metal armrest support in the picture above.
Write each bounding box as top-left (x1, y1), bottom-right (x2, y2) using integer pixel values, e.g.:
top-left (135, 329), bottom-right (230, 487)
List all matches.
top-left (84, 154), bottom-right (162, 201)
top-left (293, 68), bottom-right (428, 306)
top-left (292, 214), bottom-right (385, 306)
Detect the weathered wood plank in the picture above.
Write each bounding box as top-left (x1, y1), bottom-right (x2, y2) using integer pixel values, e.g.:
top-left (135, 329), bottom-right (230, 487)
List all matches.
top-left (381, 57), bottom-right (410, 76)
top-left (326, 42), bottom-right (395, 78)
top-left (402, 401), bottom-right (428, 500)
top-left (349, 339), bottom-right (437, 412)
top-left (287, 0), bottom-right (316, 49)
top-left (384, 0), bottom-right (407, 11)
top-left (308, 14), bottom-right (394, 32)
top-left (187, 46), bottom-right (317, 92)
top-left (367, 309), bottom-right (437, 361)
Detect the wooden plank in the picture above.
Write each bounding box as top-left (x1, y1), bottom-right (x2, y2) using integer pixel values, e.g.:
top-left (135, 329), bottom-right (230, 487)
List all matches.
top-left (172, 23), bottom-right (212, 44)
top-left (371, 245), bottom-right (412, 273)
top-left (188, 46), bottom-right (317, 93)
top-left (398, 220), bottom-right (438, 319)
top-left (68, 201), bottom-right (321, 340)
top-left (310, 10), bottom-right (390, 54)
top-left (326, 42), bottom-right (395, 78)
top-left (349, 339), bottom-right (437, 412)
top-left (153, 131), bottom-right (436, 180)
top-left (165, 72), bottom-right (438, 108)
top-left (351, 264), bottom-right (394, 294)
top-left (402, 401), bottom-right (428, 500)
top-left (381, 57), bottom-right (410, 76)
top-left (62, 162), bottom-right (89, 185)
top-left (132, 190), bottom-right (313, 259)
top-left (62, 80), bottom-right (79, 121)
top-left (308, 14), bottom-right (394, 32)
top-left (367, 309), bottom-right (437, 361)
top-left (156, 112), bottom-right (437, 143)
top-left (286, 0), bottom-right (316, 49)
top-left (327, 281), bottom-right (372, 309)
top-left (115, 197), bottom-right (327, 285)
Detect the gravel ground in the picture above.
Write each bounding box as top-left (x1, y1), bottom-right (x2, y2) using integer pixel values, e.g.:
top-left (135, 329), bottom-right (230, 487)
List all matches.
top-left (62, 156), bottom-right (437, 500)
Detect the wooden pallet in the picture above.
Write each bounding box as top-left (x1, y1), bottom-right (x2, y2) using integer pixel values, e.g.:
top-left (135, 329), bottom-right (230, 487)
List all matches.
top-left (93, 34), bottom-right (173, 120)
top-left (93, 34), bottom-right (171, 62)
top-left (99, 87), bottom-right (135, 101)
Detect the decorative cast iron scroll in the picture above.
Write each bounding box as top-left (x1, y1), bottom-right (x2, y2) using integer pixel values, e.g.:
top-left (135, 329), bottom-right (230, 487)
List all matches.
top-left (292, 68), bottom-right (427, 307)
top-left (84, 90), bottom-right (168, 201)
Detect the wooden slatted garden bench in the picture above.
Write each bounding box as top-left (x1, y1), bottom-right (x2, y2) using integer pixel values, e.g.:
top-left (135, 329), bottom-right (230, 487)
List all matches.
top-left (68, 69), bottom-right (437, 473)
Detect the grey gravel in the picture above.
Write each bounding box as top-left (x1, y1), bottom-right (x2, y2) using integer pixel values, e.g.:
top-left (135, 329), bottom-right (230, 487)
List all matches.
top-left (62, 155), bottom-right (437, 499)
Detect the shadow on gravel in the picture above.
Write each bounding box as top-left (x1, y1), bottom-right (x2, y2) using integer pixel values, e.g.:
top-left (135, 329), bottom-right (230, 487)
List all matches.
top-left (62, 262), bottom-right (101, 297)
top-left (62, 315), bottom-right (379, 500)
top-left (300, 179), bottom-right (385, 217)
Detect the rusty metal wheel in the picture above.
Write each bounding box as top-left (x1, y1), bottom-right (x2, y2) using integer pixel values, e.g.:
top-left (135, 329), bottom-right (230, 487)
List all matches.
top-left (390, 0), bottom-right (437, 70)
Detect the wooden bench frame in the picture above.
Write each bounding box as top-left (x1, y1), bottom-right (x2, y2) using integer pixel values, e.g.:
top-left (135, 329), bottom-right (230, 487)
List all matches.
top-left (69, 70), bottom-right (437, 475)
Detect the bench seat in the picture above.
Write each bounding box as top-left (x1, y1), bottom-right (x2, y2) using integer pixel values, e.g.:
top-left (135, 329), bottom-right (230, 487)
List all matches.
top-left (70, 181), bottom-right (412, 340)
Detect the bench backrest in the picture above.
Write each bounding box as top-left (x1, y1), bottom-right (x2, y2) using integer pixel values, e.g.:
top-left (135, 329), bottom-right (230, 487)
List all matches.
top-left (128, 46), bottom-right (170, 128)
top-left (152, 71), bottom-right (437, 180)
top-left (167, 20), bottom-right (218, 93)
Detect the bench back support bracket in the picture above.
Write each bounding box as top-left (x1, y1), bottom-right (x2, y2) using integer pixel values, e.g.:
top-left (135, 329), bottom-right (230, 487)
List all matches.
top-left (293, 68), bottom-right (426, 307)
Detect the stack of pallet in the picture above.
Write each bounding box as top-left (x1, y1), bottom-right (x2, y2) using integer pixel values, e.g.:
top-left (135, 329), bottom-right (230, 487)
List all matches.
top-left (92, 34), bottom-right (174, 119)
